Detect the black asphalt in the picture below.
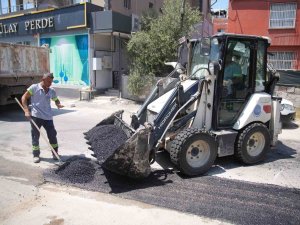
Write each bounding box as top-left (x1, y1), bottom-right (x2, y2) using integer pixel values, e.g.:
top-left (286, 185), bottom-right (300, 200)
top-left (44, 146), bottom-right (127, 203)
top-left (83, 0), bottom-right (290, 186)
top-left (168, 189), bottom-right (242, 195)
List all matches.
top-left (44, 154), bottom-right (300, 225)
top-left (56, 158), bottom-right (96, 184)
top-left (85, 125), bottom-right (128, 163)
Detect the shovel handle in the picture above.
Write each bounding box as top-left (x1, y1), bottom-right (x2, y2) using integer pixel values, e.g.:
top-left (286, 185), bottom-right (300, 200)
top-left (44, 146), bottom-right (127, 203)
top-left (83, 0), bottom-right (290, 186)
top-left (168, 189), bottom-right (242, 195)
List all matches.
top-left (15, 97), bottom-right (62, 162)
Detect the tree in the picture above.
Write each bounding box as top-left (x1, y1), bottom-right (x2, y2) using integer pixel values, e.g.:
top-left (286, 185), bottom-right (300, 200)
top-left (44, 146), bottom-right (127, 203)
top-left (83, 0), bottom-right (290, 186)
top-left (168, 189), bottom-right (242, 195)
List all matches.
top-left (127, 0), bottom-right (201, 95)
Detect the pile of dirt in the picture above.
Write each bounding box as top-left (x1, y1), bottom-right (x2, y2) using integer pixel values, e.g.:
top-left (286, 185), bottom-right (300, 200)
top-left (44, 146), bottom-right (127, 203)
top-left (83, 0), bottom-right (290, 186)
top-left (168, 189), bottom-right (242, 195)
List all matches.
top-left (84, 124), bottom-right (128, 163)
top-left (56, 159), bottom-right (96, 184)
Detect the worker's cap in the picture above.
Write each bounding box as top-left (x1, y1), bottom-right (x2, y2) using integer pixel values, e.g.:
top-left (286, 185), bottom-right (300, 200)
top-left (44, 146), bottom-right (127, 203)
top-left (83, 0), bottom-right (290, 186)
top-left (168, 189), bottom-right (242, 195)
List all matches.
top-left (43, 72), bottom-right (54, 79)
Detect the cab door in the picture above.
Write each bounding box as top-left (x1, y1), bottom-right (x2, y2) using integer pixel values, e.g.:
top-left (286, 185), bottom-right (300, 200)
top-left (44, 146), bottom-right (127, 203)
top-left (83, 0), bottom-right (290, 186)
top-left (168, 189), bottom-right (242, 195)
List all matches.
top-left (217, 38), bottom-right (255, 128)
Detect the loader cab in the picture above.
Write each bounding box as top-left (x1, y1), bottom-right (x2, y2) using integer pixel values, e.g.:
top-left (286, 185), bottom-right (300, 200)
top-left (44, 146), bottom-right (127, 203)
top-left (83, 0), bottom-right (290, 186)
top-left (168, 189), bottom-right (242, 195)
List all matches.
top-left (187, 34), bottom-right (270, 129)
top-left (209, 35), bottom-right (269, 130)
top-left (187, 38), bottom-right (214, 79)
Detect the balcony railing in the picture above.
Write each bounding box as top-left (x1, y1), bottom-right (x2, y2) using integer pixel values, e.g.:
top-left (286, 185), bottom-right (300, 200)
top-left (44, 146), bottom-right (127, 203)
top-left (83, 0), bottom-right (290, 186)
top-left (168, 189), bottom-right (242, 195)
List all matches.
top-left (0, 1), bottom-right (37, 15)
top-left (0, 0), bottom-right (90, 16)
top-left (268, 52), bottom-right (298, 70)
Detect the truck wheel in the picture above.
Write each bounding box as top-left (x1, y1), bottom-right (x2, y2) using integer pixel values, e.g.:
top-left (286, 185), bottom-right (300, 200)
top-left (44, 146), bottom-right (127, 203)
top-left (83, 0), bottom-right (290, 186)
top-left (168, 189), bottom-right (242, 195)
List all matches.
top-left (170, 128), bottom-right (217, 176)
top-left (235, 123), bottom-right (270, 164)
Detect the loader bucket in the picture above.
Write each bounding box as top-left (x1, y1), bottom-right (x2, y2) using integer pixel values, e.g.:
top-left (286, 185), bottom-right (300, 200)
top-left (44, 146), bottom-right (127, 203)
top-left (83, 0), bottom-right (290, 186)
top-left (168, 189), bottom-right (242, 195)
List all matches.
top-left (86, 111), bottom-right (152, 179)
top-left (102, 127), bottom-right (152, 179)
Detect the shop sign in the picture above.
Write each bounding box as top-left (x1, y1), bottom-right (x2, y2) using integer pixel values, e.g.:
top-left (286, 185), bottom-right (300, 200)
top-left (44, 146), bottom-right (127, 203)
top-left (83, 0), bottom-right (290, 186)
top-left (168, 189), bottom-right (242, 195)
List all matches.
top-left (0, 17), bottom-right (54, 35)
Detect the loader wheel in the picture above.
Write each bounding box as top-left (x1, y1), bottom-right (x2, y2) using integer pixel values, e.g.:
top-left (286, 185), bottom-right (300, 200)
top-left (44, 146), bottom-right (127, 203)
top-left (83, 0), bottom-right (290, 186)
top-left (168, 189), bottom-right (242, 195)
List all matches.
top-left (235, 123), bottom-right (270, 164)
top-left (170, 128), bottom-right (217, 176)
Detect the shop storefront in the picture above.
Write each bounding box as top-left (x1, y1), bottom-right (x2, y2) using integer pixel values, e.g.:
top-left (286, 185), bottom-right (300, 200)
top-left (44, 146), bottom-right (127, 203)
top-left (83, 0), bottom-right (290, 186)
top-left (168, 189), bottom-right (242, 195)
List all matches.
top-left (40, 34), bottom-right (90, 86)
top-left (0, 3), bottom-right (132, 91)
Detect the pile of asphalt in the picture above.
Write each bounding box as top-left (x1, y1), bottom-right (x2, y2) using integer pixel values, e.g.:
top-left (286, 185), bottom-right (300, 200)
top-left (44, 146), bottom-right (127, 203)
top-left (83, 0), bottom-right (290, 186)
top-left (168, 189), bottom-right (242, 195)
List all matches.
top-left (44, 158), bottom-right (300, 225)
top-left (84, 124), bottom-right (128, 163)
top-left (55, 158), bottom-right (96, 184)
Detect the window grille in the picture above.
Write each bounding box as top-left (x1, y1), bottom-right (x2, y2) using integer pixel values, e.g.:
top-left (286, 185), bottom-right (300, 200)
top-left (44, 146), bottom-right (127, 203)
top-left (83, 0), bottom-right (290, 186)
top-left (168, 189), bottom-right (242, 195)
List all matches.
top-left (268, 52), bottom-right (297, 70)
top-left (269, 3), bottom-right (297, 28)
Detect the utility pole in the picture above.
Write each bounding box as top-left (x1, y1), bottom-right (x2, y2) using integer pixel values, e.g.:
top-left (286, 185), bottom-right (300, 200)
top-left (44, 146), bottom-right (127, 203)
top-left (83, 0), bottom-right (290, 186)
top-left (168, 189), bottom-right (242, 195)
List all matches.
top-left (180, 0), bottom-right (186, 31)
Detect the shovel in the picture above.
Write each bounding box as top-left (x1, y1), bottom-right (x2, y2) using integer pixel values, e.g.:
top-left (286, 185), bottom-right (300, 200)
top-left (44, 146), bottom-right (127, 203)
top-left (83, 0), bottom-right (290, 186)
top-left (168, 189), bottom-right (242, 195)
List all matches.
top-left (15, 97), bottom-right (66, 167)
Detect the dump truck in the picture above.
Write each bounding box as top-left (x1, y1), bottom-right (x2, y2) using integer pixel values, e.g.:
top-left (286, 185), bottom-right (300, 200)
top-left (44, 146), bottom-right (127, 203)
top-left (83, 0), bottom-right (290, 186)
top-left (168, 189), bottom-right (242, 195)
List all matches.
top-left (87, 33), bottom-right (282, 178)
top-left (0, 43), bottom-right (50, 105)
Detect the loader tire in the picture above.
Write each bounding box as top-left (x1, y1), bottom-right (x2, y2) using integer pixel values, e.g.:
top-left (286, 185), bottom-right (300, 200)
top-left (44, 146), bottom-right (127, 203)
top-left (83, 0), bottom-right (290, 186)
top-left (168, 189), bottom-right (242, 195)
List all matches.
top-left (170, 128), bottom-right (217, 176)
top-left (235, 123), bottom-right (270, 164)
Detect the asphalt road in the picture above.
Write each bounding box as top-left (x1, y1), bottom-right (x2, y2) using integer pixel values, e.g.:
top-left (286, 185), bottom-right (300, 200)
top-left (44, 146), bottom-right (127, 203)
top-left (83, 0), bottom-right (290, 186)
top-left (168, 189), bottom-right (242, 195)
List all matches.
top-left (45, 151), bottom-right (300, 225)
top-left (1, 97), bottom-right (300, 225)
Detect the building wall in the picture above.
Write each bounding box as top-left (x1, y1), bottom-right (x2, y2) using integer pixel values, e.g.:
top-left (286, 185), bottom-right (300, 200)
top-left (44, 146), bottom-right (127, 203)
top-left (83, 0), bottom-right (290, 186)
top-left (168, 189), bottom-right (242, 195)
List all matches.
top-left (107, 0), bottom-right (163, 17)
top-left (90, 34), bottom-right (111, 89)
top-left (227, 0), bottom-right (300, 70)
top-left (228, 0), bottom-right (300, 37)
top-left (97, 0), bottom-right (209, 17)
top-left (92, 0), bottom-right (105, 8)
top-left (213, 17), bottom-right (228, 34)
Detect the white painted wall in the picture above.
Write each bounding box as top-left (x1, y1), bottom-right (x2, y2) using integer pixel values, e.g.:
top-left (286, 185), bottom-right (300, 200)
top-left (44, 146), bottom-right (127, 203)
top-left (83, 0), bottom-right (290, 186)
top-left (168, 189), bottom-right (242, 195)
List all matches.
top-left (92, 34), bottom-right (113, 89)
top-left (94, 34), bottom-right (112, 50)
top-left (94, 50), bottom-right (113, 89)
top-left (91, 0), bottom-right (105, 7)
top-left (91, 34), bottom-right (130, 90)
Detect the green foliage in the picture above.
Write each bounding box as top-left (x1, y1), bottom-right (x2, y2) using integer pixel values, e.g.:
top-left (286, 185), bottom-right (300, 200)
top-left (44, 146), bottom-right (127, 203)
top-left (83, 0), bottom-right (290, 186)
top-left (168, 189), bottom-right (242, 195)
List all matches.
top-left (127, 0), bottom-right (201, 96)
top-left (140, 8), bottom-right (159, 31)
top-left (128, 67), bottom-right (155, 96)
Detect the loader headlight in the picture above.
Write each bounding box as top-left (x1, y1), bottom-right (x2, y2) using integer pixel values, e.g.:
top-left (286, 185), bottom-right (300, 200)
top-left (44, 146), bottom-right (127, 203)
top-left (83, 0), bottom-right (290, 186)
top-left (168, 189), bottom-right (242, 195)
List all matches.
top-left (281, 104), bottom-right (295, 111)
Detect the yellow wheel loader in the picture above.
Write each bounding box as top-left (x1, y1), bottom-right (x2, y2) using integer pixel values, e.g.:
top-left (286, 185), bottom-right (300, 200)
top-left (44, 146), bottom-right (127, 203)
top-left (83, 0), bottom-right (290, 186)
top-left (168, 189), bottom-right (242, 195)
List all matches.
top-left (86, 34), bottom-right (282, 179)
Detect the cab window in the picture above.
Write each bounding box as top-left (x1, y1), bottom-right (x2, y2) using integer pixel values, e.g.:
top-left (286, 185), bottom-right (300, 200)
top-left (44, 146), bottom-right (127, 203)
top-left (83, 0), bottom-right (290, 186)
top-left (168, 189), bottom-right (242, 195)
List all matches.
top-left (218, 39), bottom-right (252, 127)
top-left (255, 40), bottom-right (267, 92)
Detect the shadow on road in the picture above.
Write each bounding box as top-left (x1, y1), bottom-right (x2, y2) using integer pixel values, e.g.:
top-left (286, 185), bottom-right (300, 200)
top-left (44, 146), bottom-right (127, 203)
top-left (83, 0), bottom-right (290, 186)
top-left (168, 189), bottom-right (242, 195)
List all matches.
top-left (0, 104), bottom-right (27, 122)
top-left (266, 140), bottom-right (297, 163)
top-left (102, 167), bottom-right (174, 194)
top-left (282, 121), bottom-right (299, 129)
top-left (52, 108), bottom-right (76, 116)
top-left (152, 139), bottom-right (298, 178)
top-left (206, 140), bottom-right (297, 175)
top-left (0, 103), bottom-right (75, 122)
top-left (40, 154), bottom-right (81, 164)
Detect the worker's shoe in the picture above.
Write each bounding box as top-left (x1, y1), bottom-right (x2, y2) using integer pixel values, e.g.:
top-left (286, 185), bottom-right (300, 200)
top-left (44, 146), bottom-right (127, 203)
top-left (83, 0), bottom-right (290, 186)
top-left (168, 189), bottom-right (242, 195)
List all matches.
top-left (33, 157), bottom-right (40, 163)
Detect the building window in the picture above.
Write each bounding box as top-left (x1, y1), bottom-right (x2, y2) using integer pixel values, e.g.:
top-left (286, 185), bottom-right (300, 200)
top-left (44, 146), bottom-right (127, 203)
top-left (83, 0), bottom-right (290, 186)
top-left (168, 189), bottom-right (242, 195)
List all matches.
top-left (268, 52), bottom-right (297, 70)
top-left (124, 0), bottom-right (131, 9)
top-left (211, 9), bottom-right (227, 18)
top-left (73, 0), bottom-right (89, 4)
top-left (149, 2), bottom-right (153, 8)
top-left (269, 3), bottom-right (297, 29)
top-left (256, 41), bottom-right (266, 92)
top-left (0, 0), bottom-right (37, 15)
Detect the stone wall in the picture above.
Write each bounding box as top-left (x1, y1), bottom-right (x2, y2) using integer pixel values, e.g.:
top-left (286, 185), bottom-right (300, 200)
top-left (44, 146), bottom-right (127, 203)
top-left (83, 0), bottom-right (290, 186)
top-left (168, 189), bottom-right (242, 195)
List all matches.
top-left (275, 85), bottom-right (300, 108)
top-left (120, 75), bottom-right (160, 102)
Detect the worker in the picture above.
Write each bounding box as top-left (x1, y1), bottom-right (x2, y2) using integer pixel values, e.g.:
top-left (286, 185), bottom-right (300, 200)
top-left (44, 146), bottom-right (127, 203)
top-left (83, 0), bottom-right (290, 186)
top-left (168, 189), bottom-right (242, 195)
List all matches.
top-left (223, 55), bottom-right (242, 97)
top-left (21, 72), bottom-right (64, 163)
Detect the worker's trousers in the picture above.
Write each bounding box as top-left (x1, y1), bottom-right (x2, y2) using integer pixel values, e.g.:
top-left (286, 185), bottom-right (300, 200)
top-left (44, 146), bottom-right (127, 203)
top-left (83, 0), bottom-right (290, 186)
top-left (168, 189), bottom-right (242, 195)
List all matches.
top-left (31, 116), bottom-right (58, 157)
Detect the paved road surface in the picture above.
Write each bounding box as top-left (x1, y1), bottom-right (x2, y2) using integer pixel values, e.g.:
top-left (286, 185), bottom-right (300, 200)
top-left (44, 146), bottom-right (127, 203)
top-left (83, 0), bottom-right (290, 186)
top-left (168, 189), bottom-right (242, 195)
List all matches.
top-left (45, 154), bottom-right (300, 225)
top-left (1, 97), bottom-right (300, 225)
